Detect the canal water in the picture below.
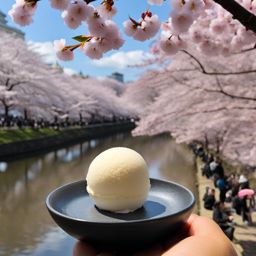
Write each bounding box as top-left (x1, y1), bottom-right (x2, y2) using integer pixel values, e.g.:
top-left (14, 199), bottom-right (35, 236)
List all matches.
top-left (0, 133), bottom-right (196, 256)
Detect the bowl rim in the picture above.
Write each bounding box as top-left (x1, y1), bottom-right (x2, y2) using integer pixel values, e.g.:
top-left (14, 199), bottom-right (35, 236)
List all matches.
top-left (46, 178), bottom-right (196, 225)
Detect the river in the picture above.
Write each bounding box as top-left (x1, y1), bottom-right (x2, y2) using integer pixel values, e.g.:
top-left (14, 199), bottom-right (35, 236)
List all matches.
top-left (0, 133), bottom-right (196, 256)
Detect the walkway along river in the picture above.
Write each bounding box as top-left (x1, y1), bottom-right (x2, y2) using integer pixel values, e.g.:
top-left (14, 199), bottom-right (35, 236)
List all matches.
top-left (0, 133), bottom-right (196, 256)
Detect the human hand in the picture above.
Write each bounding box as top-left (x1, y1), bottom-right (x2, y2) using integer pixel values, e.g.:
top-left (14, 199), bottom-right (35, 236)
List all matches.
top-left (73, 214), bottom-right (237, 256)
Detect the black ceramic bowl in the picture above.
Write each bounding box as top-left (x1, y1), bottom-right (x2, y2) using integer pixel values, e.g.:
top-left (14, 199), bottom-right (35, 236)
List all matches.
top-left (46, 178), bottom-right (195, 250)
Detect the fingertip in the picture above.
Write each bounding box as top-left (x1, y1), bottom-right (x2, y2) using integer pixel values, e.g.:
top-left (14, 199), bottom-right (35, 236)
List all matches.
top-left (186, 213), bottom-right (199, 225)
top-left (187, 214), bottom-right (226, 237)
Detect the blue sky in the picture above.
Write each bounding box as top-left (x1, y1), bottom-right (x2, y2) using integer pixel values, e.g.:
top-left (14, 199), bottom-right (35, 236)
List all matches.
top-left (1, 1), bottom-right (170, 82)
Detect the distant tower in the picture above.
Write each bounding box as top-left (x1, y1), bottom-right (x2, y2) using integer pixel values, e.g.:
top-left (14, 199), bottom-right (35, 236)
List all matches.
top-left (109, 72), bottom-right (124, 83)
top-left (0, 10), bottom-right (24, 38)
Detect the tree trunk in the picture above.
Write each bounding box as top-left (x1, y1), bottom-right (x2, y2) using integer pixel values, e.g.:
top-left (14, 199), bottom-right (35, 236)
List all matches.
top-left (24, 108), bottom-right (28, 120)
top-left (4, 105), bottom-right (9, 121)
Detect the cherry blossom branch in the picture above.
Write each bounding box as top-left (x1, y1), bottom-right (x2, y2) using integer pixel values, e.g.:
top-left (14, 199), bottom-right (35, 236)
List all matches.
top-left (9, 81), bottom-right (30, 91)
top-left (239, 44), bottom-right (256, 53)
top-left (4, 77), bottom-right (29, 91)
top-left (5, 78), bottom-right (10, 87)
top-left (181, 106), bottom-right (256, 117)
top-left (213, 0), bottom-right (256, 33)
top-left (215, 76), bottom-right (256, 101)
top-left (182, 50), bottom-right (256, 76)
top-left (173, 74), bottom-right (256, 104)
top-left (202, 87), bottom-right (256, 102)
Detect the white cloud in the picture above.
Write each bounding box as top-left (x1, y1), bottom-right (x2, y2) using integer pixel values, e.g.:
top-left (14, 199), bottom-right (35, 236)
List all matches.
top-left (27, 40), bottom-right (57, 64)
top-left (92, 50), bottom-right (153, 69)
top-left (63, 67), bottom-right (77, 76)
top-left (27, 41), bottom-right (77, 76)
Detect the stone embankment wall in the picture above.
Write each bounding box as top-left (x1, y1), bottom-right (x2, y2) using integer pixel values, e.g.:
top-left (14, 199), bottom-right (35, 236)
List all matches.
top-left (0, 122), bottom-right (135, 159)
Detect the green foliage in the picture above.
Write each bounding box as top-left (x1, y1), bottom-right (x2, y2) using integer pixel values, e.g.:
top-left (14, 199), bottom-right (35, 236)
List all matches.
top-left (0, 128), bottom-right (60, 144)
top-left (72, 35), bottom-right (92, 43)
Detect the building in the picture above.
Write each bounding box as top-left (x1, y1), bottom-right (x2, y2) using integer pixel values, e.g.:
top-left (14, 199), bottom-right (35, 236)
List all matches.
top-left (0, 10), bottom-right (24, 37)
top-left (109, 72), bottom-right (124, 83)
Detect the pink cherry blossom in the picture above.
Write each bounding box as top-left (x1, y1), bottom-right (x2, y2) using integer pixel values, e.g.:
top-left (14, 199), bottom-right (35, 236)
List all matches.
top-left (56, 47), bottom-right (74, 61)
top-left (184, 0), bottom-right (205, 17)
top-left (62, 10), bottom-right (81, 29)
top-left (87, 14), bottom-right (107, 37)
top-left (104, 20), bottom-right (120, 38)
top-left (8, 7), bottom-right (33, 26)
top-left (170, 11), bottom-right (194, 34)
top-left (96, 4), bottom-right (117, 19)
top-left (8, 0), bottom-right (36, 26)
top-left (189, 27), bottom-right (204, 43)
top-left (50, 0), bottom-right (70, 10)
top-left (66, 0), bottom-right (94, 21)
top-left (53, 38), bottom-right (66, 51)
top-left (142, 14), bottom-right (161, 38)
top-left (123, 19), bottom-right (137, 37)
top-left (124, 13), bottom-right (161, 41)
top-left (159, 34), bottom-right (179, 55)
top-left (96, 38), bottom-right (113, 53)
top-left (210, 18), bottom-right (227, 34)
top-left (198, 39), bottom-right (220, 56)
top-left (82, 40), bottom-right (103, 59)
top-left (111, 36), bottom-right (125, 49)
top-left (6, 0), bottom-right (256, 61)
top-left (148, 0), bottom-right (164, 5)
top-left (53, 39), bottom-right (74, 61)
top-left (133, 29), bottom-right (150, 42)
top-left (172, 0), bottom-right (186, 11)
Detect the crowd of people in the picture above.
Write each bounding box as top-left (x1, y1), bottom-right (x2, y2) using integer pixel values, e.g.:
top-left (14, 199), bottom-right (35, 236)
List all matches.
top-left (192, 144), bottom-right (255, 241)
top-left (0, 115), bottom-right (136, 130)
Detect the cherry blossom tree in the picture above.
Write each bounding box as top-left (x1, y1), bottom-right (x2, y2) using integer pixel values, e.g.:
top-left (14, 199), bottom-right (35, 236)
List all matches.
top-left (121, 71), bottom-right (161, 118)
top-left (128, 49), bottom-right (256, 167)
top-left (0, 31), bottom-right (43, 118)
top-left (7, 0), bottom-right (256, 61)
top-left (0, 87), bottom-right (17, 119)
top-left (0, 30), bottom-right (137, 123)
top-left (65, 75), bottom-right (138, 122)
top-left (0, 31), bottom-right (70, 121)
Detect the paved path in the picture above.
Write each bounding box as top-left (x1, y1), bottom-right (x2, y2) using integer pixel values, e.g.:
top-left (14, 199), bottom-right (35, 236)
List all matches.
top-left (196, 158), bottom-right (256, 256)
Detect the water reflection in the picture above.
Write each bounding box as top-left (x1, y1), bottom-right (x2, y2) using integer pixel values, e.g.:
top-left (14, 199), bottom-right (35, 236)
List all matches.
top-left (0, 133), bottom-right (196, 256)
top-left (0, 162), bottom-right (7, 173)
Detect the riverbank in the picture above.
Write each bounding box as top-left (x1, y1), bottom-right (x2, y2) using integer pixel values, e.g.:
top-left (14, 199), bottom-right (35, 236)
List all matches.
top-left (196, 158), bottom-right (256, 256)
top-left (0, 128), bottom-right (60, 143)
top-left (0, 122), bottom-right (135, 160)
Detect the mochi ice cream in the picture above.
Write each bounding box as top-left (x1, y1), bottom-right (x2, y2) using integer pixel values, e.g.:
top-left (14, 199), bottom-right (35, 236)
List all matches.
top-left (86, 147), bottom-right (150, 213)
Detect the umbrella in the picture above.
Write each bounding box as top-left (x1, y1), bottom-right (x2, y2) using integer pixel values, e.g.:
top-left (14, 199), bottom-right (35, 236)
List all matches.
top-left (238, 189), bottom-right (255, 198)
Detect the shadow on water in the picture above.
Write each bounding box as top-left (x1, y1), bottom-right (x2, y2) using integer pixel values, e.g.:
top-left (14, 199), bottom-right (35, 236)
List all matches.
top-left (0, 132), bottom-right (196, 256)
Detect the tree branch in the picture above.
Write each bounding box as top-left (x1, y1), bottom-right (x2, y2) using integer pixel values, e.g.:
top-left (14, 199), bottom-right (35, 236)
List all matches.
top-left (188, 77), bottom-right (256, 102)
top-left (237, 44), bottom-right (256, 54)
top-left (182, 106), bottom-right (256, 117)
top-left (5, 78), bottom-right (10, 87)
top-left (8, 80), bottom-right (29, 91)
top-left (182, 50), bottom-right (256, 76)
top-left (214, 76), bottom-right (256, 101)
top-left (213, 0), bottom-right (256, 33)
